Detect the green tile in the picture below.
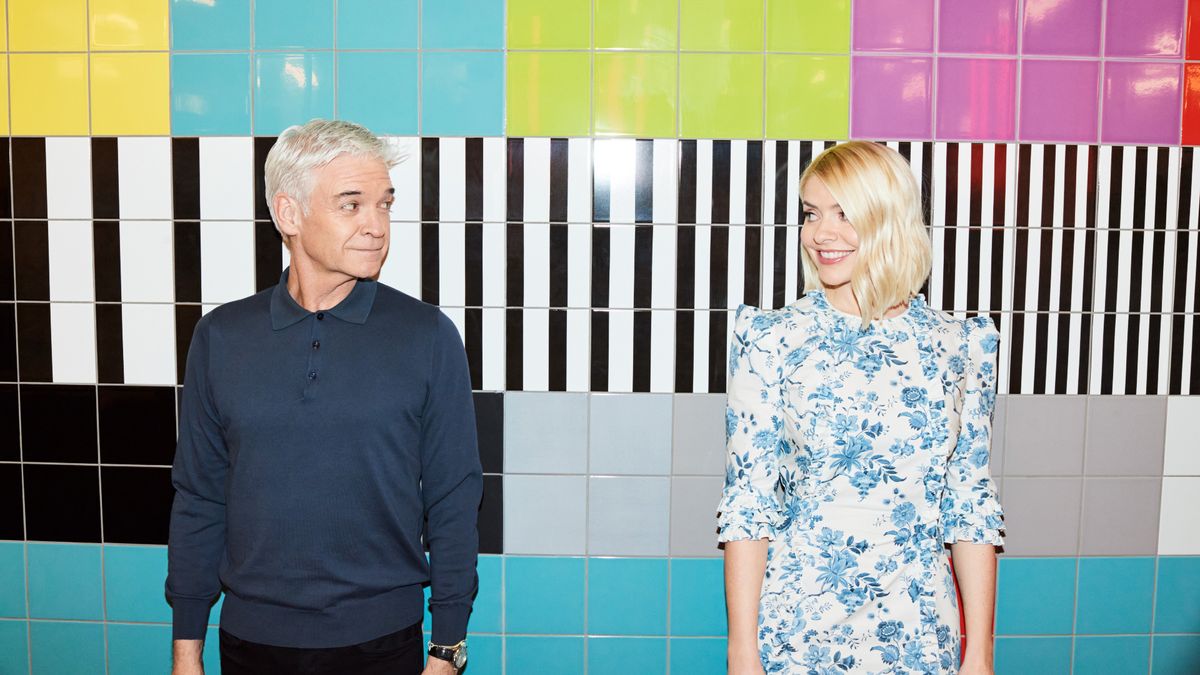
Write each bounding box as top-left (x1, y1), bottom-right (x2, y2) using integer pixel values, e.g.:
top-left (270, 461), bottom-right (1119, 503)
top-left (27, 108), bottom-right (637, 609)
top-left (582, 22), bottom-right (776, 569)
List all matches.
top-left (508, 0), bottom-right (590, 49)
top-left (766, 0), bottom-right (851, 53)
top-left (507, 52), bottom-right (591, 136)
top-left (595, 52), bottom-right (677, 137)
top-left (766, 55), bottom-right (848, 139)
top-left (681, 0), bottom-right (763, 51)
top-left (595, 0), bottom-right (676, 50)
top-left (680, 53), bottom-right (763, 138)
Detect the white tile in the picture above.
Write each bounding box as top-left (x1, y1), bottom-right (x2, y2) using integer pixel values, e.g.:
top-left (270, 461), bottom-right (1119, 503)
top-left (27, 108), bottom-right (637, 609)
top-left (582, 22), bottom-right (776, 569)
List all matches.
top-left (565, 309), bottom-right (589, 392)
top-left (481, 307), bottom-right (505, 391)
top-left (566, 223), bottom-right (591, 308)
top-left (566, 139), bottom-right (591, 224)
top-left (379, 221), bottom-right (420, 297)
top-left (199, 137), bottom-right (255, 220)
top-left (117, 138), bottom-right (173, 219)
top-left (1158, 477), bottom-right (1200, 555)
top-left (522, 308), bottom-right (549, 392)
top-left (44, 137), bottom-right (92, 220)
top-left (441, 307), bottom-right (465, 344)
top-left (119, 220), bottom-right (174, 302)
top-left (522, 137), bottom-right (550, 223)
top-left (49, 303), bottom-right (96, 383)
top-left (482, 138), bottom-right (507, 223)
top-left (1164, 397), bottom-right (1200, 476)
top-left (439, 138), bottom-right (466, 223)
top-left (439, 221), bottom-right (466, 306)
top-left (201, 221), bottom-right (256, 304)
top-left (386, 137), bottom-right (421, 223)
top-left (481, 222), bottom-right (506, 308)
top-left (121, 304), bottom-right (176, 385)
top-left (47, 220), bottom-right (94, 301)
top-left (503, 475), bottom-right (587, 555)
top-left (523, 222), bottom-right (550, 307)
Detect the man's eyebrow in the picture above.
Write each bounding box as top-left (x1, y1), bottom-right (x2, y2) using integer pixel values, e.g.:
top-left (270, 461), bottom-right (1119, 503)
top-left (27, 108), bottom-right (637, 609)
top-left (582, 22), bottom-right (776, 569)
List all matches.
top-left (335, 187), bottom-right (395, 198)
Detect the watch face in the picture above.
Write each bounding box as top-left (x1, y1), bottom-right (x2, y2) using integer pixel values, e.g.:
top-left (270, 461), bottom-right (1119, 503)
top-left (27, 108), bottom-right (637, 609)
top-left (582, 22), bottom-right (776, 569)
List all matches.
top-left (454, 643), bottom-right (468, 669)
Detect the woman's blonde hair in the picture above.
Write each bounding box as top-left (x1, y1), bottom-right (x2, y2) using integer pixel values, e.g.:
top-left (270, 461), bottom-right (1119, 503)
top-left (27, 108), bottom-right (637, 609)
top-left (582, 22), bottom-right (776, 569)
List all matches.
top-left (799, 141), bottom-right (931, 328)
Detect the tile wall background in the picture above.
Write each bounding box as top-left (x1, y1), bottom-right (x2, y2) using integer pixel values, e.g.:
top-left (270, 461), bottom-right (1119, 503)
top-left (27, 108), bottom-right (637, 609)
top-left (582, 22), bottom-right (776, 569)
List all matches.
top-left (1, 0), bottom-right (1199, 674)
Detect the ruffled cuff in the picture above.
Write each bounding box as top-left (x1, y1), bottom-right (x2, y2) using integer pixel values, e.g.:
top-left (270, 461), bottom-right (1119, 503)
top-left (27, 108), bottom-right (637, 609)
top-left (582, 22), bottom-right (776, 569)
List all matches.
top-left (940, 493), bottom-right (1005, 546)
top-left (716, 492), bottom-right (782, 543)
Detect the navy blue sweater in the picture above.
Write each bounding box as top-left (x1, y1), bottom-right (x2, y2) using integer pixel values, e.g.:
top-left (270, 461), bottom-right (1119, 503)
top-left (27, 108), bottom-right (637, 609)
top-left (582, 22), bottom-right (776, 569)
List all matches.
top-left (166, 271), bottom-right (482, 648)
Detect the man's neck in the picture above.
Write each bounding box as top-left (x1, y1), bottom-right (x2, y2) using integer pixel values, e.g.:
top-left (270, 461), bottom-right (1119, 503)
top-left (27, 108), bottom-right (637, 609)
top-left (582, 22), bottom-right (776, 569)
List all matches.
top-left (286, 256), bottom-right (358, 312)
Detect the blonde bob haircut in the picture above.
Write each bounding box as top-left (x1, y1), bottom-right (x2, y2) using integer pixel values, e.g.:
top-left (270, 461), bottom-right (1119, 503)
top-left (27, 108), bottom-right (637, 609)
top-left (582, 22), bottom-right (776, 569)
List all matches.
top-left (799, 141), bottom-right (931, 328)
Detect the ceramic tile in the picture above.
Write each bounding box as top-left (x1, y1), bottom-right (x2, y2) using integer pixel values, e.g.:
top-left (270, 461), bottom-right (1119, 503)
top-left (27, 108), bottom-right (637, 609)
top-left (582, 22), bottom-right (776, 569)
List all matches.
top-left (935, 57), bottom-right (1016, 141)
top-left (90, 0), bottom-right (169, 50)
top-left (1154, 556), bottom-right (1200, 632)
top-left (589, 394), bottom-right (672, 475)
top-left (672, 394), bottom-right (727, 475)
top-left (594, 52), bottom-right (677, 138)
top-left (506, 556), bottom-right (585, 634)
top-left (766, 55), bottom-right (850, 140)
top-left (502, 475), bottom-right (586, 554)
top-left (851, 56), bottom-right (933, 140)
top-left (0, 622), bottom-right (28, 674)
top-left (1152, 636), bottom-right (1200, 674)
top-left (587, 558), bottom-right (668, 635)
top-left (766, 0), bottom-right (850, 53)
top-left (1074, 637), bottom-right (1150, 675)
top-left (9, 0), bottom-right (87, 51)
top-left (939, 0), bottom-right (1017, 54)
top-left (509, 52), bottom-right (592, 137)
top-left (0, 58), bottom-right (8, 136)
top-left (508, 0), bottom-right (590, 49)
top-left (29, 621), bottom-right (104, 675)
top-left (594, 0), bottom-right (677, 50)
top-left (0, 542), bottom-right (24, 618)
top-left (998, 477), bottom-right (1081, 555)
top-left (1004, 396), bottom-right (1086, 475)
top-left (1019, 59), bottom-right (1100, 143)
top-left (852, 0), bottom-right (934, 52)
top-left (101, 467), bottom-right (174, 544)
top-left (10, 54), bottom-right (90, 136)
top-left (680, 0), bottom-right (763, 51)
top-left (670, 559), bottom-right (727, 636)
top-left (1190, 0), bottom-right (1200, 59)
top-left (422, 0), bottom-right (504, 49)
top-left (1164, 396), bottom-right (1200, 475)
top-left (338, 52), bottom-right (419, 136)
top-left (588, 476), bottom-right (670, 555)
top-left (1084, 396), bottom-right (1167, 476)
top-left (589, 638), bottom-right (667, 674)
top-left (27, 543), bottom-right (103, 620)
top-left (1080, 478), bottom-right (1161, 555)
top-left (679, 53), bottom-right (763, 139)
top-left (171, 0), bottom-right (250, 50)
top-left (104, 545), bottom-right (170, 622)
top-left (1158, 477), bottom-right (1200, 554)
top-left (1101, 61), bottom-right (1182, 146)
top-left (504, 392), bottom-right (588, 474)
top-left (107, 623), bottom-right (172, 675)
top-left (254, 0), bottom-right (333, 49)
top-left (670, 639), bottom-right (727, 675)
top-left (507, 637), bottom-right (584, 675)
top-left (1106, 0), bottom-right (1185, 57)
top-left (420, 52), bottom-right (504, 136)
top-left (1075, 557), bottom-right (1155, 634)
top-left (91, 53), bottom-right (171, 135)
top-left (253, 52), bottom-right (335, 136)
top-left (22, 464), bottom-right (101, 543)
top-left (337, 0), bottom-right (417, 49)
top-left (995, 557), bottom-right (1076, 634)
top-left (1022, 0), bottom-right (1102, 55)
top-left (1184, 64), bottom-right (1200, 146)
top-left (669, 476), bottom-right (723, 557)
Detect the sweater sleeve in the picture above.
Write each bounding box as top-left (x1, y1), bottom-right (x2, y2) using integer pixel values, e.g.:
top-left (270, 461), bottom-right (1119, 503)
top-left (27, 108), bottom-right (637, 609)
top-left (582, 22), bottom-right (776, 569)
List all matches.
top-left (421, 312), bottom-right (484, 645)
top-left (165, 315), bottom-right (228, 640)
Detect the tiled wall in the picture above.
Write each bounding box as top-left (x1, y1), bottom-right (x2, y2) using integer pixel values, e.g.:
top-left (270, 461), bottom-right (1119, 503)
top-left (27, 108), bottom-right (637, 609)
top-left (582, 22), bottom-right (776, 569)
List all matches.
top-left (1, 1), bottom-right (1198, 674)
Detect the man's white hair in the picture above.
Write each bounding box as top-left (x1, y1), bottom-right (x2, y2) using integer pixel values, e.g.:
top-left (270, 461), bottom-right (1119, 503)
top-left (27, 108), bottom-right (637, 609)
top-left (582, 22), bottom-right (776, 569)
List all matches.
top-left (264, 119), bottom-right (401, 227)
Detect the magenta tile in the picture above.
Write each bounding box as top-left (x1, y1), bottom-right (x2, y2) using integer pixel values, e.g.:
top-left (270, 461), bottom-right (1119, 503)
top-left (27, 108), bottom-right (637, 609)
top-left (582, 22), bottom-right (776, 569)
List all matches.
top-left (1022, 0), bottom-right (1102, 56)
top-left (851, 56), bottom-right (932, 139)
top-left (1020, 60), bottom-right (1099, 143)
top-left (936, 58), bottom-right (1015, 140)
top-left (1105, 0), bottom-right (1185, 57)
top-left (939, 0), bottom-right (1017, 54)
top-left (1101, 61), bottom-right (1182, 145)
top-left (852, 0), bottom-right (934, 52)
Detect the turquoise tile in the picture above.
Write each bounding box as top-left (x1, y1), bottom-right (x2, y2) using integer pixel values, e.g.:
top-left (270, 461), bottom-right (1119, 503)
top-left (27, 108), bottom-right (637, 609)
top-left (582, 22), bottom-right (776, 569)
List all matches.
top-left (588, 558), bottom-right (668, 636)
top-left (108, 623), bottom-right (172, 675)
top-left (420, 52), bottom-right (504, 136)
top-left (254, 52), bottom-right (336, 135)
top-left (1075, 557), bottom-right (1154, 634)
top-left (105, 545), bottom-right (170, 623)
top-left (27, 543), bottom-right (102, 621)
top-left (505, 556), bottom-right (584, 634)
top-left (467, 634), bottom-right (502, 674)
top-left (670, 637), bottom-right (726, 675)
top-left (0, 620), bottom-right (29, 674)
top-left (204, 625), bottom-right (222, 674)
top-left (337, 0), bottom-right (417, 49)
top-left (472, 555), bottom-right (502, 633)
top-left (0, 542), bottom-right (24, 618)
top-left (253, 0), bottom-right (333, 49)
top-left (589, 637), bottom-right (666, 674)
top-left (995, 557), bottom-right (1075, 635)
top-left (29, 621), bottom-right (105, 675)
top-left (507, 636), bottom-right (583, 675)
top-left (1155, 556), bottom-right (1200, 632)
top-left (1152, 635), bottom-right (1200, 675)
top-left (171, 0), bottom-right (250, 50)
top-left (994, 637), bottom-right (1071, 675)
top-left (421, 0), bottom-right (504, 49)
top-left (670, 558), bottom-right (726, 636)
top-left (337, 52), bottom-right (418, 135)
top-left (171, 53), bottom-right (252, 136)
top-left (1074, 636), bottom-right (1150, 675)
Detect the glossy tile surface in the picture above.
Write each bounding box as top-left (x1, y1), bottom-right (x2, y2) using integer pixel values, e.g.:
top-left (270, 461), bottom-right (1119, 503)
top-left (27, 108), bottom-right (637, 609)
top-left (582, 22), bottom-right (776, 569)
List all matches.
top-left (1105, 0), bottom-right (1185, 57)
top-left (850, 56), bottom-right (932, 139)
top-left (10, 54), bottom-right (90, 135)
top-left (9, 0), bottom-right (87, 51)
top-left (766, 0), bottom-right (850, 52)
top-left (508, 52), bottom-right (592, 136)
top-left (594, 0), bottom-right (677, 50)
top-left (90, 0), bottom-right (169, 50)
top-left (1022, 0), bottom-right (1103, 55)
top-left (1184, 63), bottom-right (1200, 146)
top-left (91, 53), bottom-right (171, 135)
top-left (594, 53), bottom-right (676, 137)
top-left (337, 0), bottom-right (417, 49)
top-left (852, 0), bottom-right (934, 51)
top-left (935, 57), bottom-right (1016, 140)
top-left (679, 53), bottom-right (763, 138)
top-left (171, 0), bottom-right (251, 50)
top-left (422, 0), bottom-right (504, 49)
top-left (337, 52), bottom-right (419, 135)
top-left (1101, 61), bottom-right (1183, 145)
top-left (171, 53), bottom-right (253, 136)
top-left (939, 0), bottom-right (1017, 54)
top-left (766, 55), bottom-right (849, 139)
top-left (1019, 59), bottom-right (1099, 143)
top-left (681, 0), bottom-right (763, 51)
top-left (420, 52), bottom-right (505, 136)
top-left (253, 0), bottom-right (333, 49)
top-left (508, 0), bottom-right (590, 49)
top-left (253, 52), bottom-right (335, 136)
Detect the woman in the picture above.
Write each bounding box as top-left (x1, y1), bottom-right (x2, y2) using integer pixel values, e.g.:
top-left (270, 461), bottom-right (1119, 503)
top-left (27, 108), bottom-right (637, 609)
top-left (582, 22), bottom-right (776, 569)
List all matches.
top-left (719, 141), bottom-right (1003, 675)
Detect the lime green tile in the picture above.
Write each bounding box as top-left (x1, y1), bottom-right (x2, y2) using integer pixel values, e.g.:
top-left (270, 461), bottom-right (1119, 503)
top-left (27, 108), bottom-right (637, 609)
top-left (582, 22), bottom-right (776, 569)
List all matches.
top-left (766, 0), bottom-right (851, 53)
top-left (508, 0), bottom-right (590, 49)
top-left (681, 0), bottom-right (763, 51)
top-left (507, 51), bottom-right (592, 136)
top-left (594, 0), bottom-right (676, 50)
top-left (680, 53), bottom-right (763, 138)
top-left (595, 52), bottom-right (677, 137)
top-left (766, 55), bottom-right (848, 139)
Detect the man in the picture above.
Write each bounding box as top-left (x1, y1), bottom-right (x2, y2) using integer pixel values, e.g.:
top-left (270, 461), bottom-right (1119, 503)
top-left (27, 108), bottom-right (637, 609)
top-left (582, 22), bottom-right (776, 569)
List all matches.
top-left (167, 119), bottom-right (481, 675)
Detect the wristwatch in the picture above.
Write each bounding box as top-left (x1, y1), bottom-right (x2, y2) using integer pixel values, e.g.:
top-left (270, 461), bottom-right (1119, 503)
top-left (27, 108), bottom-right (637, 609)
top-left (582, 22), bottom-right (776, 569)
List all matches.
top-left (428, 639), bottom-right (468, 669)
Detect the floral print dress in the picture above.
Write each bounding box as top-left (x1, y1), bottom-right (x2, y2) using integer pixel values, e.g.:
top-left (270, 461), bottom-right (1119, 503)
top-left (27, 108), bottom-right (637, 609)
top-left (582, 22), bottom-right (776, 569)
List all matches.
top-left (717, 290), bottom-right (1004, 675)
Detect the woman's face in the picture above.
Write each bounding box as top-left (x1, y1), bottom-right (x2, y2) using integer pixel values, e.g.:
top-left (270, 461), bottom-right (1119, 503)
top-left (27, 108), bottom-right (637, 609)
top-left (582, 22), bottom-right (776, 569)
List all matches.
top-left (801, 176), bottom-right (860, 294)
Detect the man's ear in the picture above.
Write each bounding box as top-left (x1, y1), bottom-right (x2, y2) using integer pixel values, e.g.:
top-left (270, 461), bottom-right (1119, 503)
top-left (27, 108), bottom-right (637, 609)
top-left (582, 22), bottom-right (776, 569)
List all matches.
top-left (274, 193), bottom-right (302, 239)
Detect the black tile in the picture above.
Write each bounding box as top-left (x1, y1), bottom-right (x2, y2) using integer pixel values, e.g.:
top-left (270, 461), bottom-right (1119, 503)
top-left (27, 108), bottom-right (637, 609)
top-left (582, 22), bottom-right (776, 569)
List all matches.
top-left (16, 303), bottom-right (51, 383)
top-left (0, 463), bottom-right (22, 539)
top-left (92, 138), bottom-right (119, 220)
top-left (93, 220), bottom-right (122, 302)
top-left (23, 463), bottom-right (101, 542)
top-left (14, 220), bottom-right (49, 301)
top-left (96, 303), bottom-right (124, 384)
top-left (478, 474), bottom-right (502, 555)
top-left (0, 138), bottom-right (13, 219)
top-left (175, 305), bottom-right (202, 385)
top-left (0, 304), bottom-right (16, 382)
top-left (255, 222), bottom-right (283, 292)
top-left (101, 466), bottom-right (173, 545)
top-left (0, 221), bottom-right (13, 300)
top-left (0, 384), bottom-right (17, 461)
top-left (11, 138), bottom-right (47, 219)
top-left (172, 138), bottom-right (200, 221)
top-left (99, 386), bottom-right (176, 466)
top-left (473, 392), bottom-right (502, 474)
top-left (20, 384), bottom-right (98, 463)
top-left (173, 222), bottom-right (201, 303)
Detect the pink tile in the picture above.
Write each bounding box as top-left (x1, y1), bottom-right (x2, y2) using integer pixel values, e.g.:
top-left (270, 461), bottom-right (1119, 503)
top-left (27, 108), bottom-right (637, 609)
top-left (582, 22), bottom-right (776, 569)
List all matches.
top-left (852, 0), bottom-right (934, 52)
top-left (1019, 60), bottom-right (1099, 143)
top-left (1105, 0), bottom-right (1185, 57)
top-left (851, 56), bottom-right (932, 139)
top-left (1101, 61), bottom-right (1182, 145)
top-left (1022, 0), bottom-right (1102, 56)
top-left (939, 0), bottom-right (1017, 54)
top-left (936, 58), bottom-right (1016, 140)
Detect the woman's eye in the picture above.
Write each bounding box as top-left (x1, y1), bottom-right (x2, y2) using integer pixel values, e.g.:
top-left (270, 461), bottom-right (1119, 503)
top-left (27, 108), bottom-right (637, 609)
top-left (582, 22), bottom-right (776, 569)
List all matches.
top-left (803, 211), bottom-right (816, 221)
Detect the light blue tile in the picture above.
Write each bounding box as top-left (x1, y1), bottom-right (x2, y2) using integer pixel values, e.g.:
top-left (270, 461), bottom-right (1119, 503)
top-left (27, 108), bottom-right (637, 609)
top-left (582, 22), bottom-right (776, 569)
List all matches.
top-left (108, 623), bottom-right (172, 675)
top-left (1155, 556), bottom-right (1200, 632)
top-left (588, 637), bottom-right (666, 675)
top-left (29, 621), bottom-right (105, 675)
top-left (105, 545), bottom-right (170, 623)
top-left (254, 52), bottom-right (336, 136)
top-left (504, 393), bottom-right (589, 474)
top-left (0, 542), bottom-right (24, 618)
top-left (171, 0), bottom-right (251, 50)
top-left (670, 638), bottom-right (726, 675)
top-left (994, 637), bottom-right (1071, 675)
top-left (204, 625), bottom-right (222, 674)
top-left (1075, 557), bottom-right (1154, 634)
top-left (337, 52), bottom-right (418, 136)
top-left (27, 544), bottom-right (102, 621)
top-left (472, 555), bottom-right (502, 633)
top-left (589, 394), bottom-right (673, 475)
top-left (337, 0), bottom-right (417, 49)
top-left (503, 475), bottom-right (587, 554)
top-left (505, 556), bottom-right (584, 634)
top-left (507, 636), bottom-right (583, 675)
top-left (253, 0), bottom-right (333, 49)
top-left (588, 558), bottom-right (667, 636)
top-left (0, 620), bottom-right (29, 674)
top-left (994, 557), bottom-right (1075, 635)
top-left (421, 0), bottom-right (504, 49)
top-left (670, 559), bottom-right (726, 636)
top-left (1074, 636), bottom-right (1150, 675)
top-left (171, 53), bottom-right (252, 136)
top-left (467, 634), bottom-right (502, 674)
top-left (588, 476), bottom-right (670, 556)
top-left (420, 52), bottom-right (504, 137)
top-left (1152, 635), bottom-right (1200, 675)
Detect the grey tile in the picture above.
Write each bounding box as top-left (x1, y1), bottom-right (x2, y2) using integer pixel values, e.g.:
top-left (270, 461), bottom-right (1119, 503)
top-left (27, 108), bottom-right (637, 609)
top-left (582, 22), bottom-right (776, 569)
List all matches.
top-left (589, 394), bottom-right (672, 475)
top-left (1084, 396), bottom-right (1168, 476)
top-left (992, 394), bottom-right (1007, 477)
top-left (672, 394), bottom-right (728, 476)
top-left (587, 476), bottom-right (670, 556)
top-left (997, 477), bottom-right (1082, 556)
top-left (669, 476), bottom-right (724, 558)
top-left (503, 475), bottom-right (587, 555)
top-left (504, 392), bottom-right (588, 474)
top-left (1079, 477), bottom-right (1162, 556)
top-left (1003, 396), bottom-right (1087, 476)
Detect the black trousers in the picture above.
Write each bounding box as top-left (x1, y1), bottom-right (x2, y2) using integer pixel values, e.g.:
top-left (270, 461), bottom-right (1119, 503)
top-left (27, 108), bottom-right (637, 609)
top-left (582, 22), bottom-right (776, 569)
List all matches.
top-left (219, 622), bottom-right (424, 675)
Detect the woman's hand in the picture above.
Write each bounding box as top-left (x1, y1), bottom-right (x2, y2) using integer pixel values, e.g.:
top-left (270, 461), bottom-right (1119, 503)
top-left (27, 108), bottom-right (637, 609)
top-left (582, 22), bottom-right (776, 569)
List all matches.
top-left (958, 656), bottom-right (994, 675)
top-left (727, 651), bottom-right (767, 675)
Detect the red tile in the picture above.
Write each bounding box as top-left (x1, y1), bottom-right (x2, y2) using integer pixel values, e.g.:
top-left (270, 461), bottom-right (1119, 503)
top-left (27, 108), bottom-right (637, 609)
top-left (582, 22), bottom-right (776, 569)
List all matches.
top-left (1182, 63), bottom-right (1200, 145)
top-left (1189, 0), bottom-right (1200, 59)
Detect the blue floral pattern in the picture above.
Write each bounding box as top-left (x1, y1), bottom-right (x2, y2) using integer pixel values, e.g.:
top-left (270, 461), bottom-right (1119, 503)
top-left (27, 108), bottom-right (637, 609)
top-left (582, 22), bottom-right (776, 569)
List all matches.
top-left (717, 290), bottom-right (1004, 674)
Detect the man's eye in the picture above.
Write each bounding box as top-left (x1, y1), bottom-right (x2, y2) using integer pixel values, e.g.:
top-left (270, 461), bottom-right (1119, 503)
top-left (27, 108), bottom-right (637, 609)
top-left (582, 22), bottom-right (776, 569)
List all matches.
top-left (382, 201), bottom-right (394, 211)
top-left (341, 202), bottom-right (358, 211)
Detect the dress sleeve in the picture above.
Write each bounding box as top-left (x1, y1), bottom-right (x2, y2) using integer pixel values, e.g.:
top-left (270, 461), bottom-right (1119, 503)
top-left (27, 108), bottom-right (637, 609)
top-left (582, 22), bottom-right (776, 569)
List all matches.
top-left (940, 316), bottom-right (1005, 546)
top-left (717, 305), bottom-right (785, 543)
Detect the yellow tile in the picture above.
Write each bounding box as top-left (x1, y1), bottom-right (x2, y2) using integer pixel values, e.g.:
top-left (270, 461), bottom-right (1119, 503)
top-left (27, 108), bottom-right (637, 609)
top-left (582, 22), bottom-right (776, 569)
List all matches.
top-left (10, 54), bottom-right (90, 135)
top-left (9, 0), bottom-right (89, 51)
top-left (0, 57), bottom-right (9, 135)
top-left (91, 53), bottom-right (171, 135)
top-left (0, 6), bottom-right (8, 51)
top-left (91, 0), bottom-right (170, 50)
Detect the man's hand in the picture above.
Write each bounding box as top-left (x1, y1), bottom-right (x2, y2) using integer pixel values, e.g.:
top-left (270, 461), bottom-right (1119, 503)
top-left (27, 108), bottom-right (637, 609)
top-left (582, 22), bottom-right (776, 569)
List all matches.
top-left (421, 654), bottom-right (457, 675)
top-left (171, 639), bottom-right (205, 675)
